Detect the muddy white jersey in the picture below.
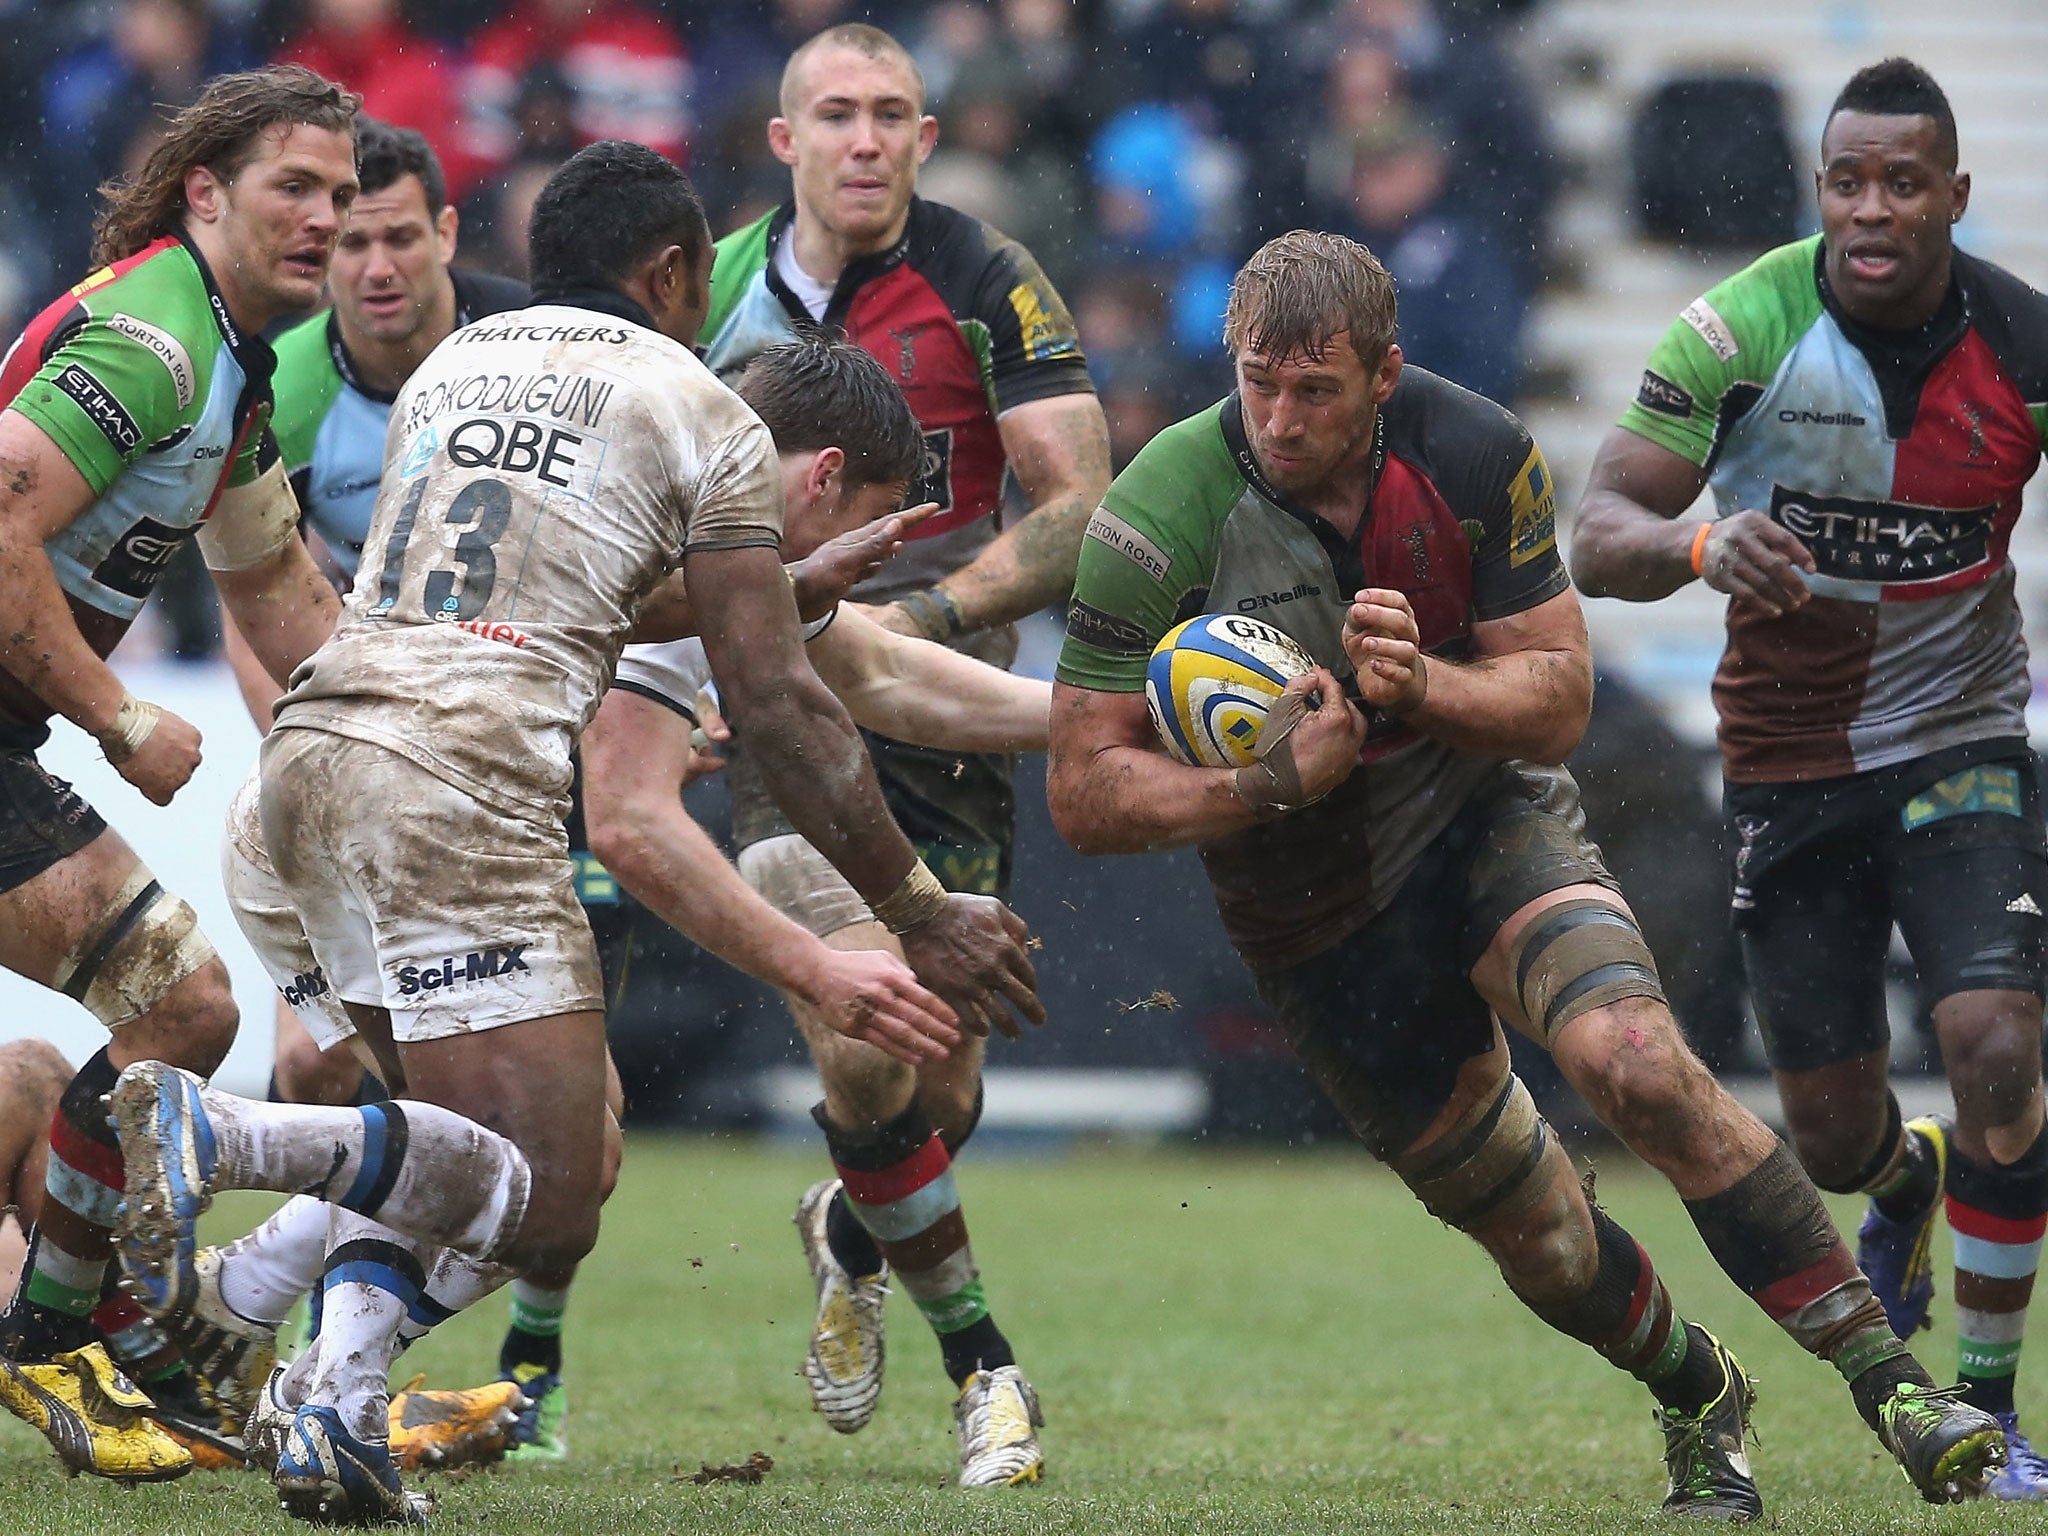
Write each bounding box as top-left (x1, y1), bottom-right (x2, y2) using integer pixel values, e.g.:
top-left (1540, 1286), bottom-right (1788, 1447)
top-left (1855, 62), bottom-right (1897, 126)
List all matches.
top-left (273, 301), bottom-right (784, 819)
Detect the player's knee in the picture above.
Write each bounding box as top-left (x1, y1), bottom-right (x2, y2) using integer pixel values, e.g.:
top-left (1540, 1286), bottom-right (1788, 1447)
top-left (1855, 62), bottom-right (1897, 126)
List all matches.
top-left (132, 958), bottom-right (239, 1076)
top-left (1941, 1001), bottom-right (2044, 1131)
top-left (1783, 1114), bottom-right (1885, 1193)
top-left (502, 1204), bottom-right (600, 1275)
top-left (1558, 998), bottom-right (1706, 1147)
top-left (596, 1112), bottom-right (623, 1204)
top-left (65, 873), bottom-right (233, 1069)
top-left (0, 1039), bottom-right (73, 1108)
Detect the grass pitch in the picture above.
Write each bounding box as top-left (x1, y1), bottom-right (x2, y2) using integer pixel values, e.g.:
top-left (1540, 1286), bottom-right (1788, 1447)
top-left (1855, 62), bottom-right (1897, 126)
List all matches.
top-left (0, 1133), bottom-right (2023, 1533)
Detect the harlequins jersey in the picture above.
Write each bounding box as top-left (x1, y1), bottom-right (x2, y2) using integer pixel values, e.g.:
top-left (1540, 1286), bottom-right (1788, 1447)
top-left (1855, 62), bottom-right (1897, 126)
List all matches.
top-left (0, 234), bottom-right (276, 738)
top-left (1057, 369), bottom-right (1571, 968)
top-left (271, 268), bottom-right (530, 582)
top-left (1619, 236), bottom-right (2048, 784)
top-left (699, 197), bottom-right (1093, 609)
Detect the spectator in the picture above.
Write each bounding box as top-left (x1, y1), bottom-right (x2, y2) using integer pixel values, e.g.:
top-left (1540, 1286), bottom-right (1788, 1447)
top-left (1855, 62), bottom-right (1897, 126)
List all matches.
top-left (1328, 119), bottom-right (1529, 402)
top-left (39, 0), bottom-right (252, 266)
top-left (922, 57), bottom-right (1086, 291)
top-left (274, 0), bottom-right (482, 197)
top-left (1090, 102), bottom-right (1239, 357)
top-left (463, 0), bottom-right (690, 174)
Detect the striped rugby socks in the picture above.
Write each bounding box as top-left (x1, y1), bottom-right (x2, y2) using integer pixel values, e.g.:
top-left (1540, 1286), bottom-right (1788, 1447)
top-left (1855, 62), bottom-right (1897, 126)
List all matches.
top-left (6, 1049), bottom-right (123, 1357)
top-left (306, 1211), bottom-right (424, 1443)
top-left (1947, 1125), bottom-right (2048, 1415)
top-left (820, 1102), bottom-right (1014, 1386)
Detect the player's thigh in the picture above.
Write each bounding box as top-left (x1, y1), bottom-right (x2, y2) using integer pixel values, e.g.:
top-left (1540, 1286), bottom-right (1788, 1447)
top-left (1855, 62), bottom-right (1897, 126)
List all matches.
top-left (1738, 830), bottom-right (1893, 1076)
top-left (1253, 851), bottom-right (1500, 1163)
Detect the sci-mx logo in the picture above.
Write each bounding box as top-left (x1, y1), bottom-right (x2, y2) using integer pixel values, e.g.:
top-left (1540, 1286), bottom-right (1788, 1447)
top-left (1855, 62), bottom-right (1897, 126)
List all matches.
top-left (279, 967), bottom-right (330, 1008)
top-left (395, 943), bottom-right (531, 997)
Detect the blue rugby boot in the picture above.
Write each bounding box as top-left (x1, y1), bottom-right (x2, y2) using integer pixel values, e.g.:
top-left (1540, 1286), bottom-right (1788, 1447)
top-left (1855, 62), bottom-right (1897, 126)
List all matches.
top-left (274, 1403), bottom-right (432, 1525)
top-left (1857, 1115), bottom-right (1949, 1338)
top-left (106, 1062), bottom-right (219, 1320)
top-left (1988, 1413), bottom-right (2048, 1501)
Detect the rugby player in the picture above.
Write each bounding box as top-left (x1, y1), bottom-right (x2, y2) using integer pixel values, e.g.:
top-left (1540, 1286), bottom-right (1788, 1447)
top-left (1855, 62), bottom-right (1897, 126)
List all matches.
top-left (109, 142), bottom-right (1042, 1524)
top-left (697, 24), bottom-right (1109, 1475)
top-left (0, 66), bottom-right (361, 1482)
top-left (1046, 229), bottom-right (2006, 1514)
top-left (1570, 58), bottom-right (2048, 1499)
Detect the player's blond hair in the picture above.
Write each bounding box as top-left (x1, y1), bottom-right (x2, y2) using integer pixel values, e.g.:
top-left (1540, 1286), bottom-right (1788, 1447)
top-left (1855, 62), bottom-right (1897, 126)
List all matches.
top-left (1223, 230), bottom-right (1399, 366)
top-left (779, 24), bottom-right (926, 118)
top-left (91, 65), bottom-right (360, 269)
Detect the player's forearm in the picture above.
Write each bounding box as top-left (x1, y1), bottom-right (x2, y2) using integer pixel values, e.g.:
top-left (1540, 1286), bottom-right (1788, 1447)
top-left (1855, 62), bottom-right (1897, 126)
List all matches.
top-left (1568, 492), bottom-right (1702, 602)
top-left (212, 541), bottom-right (341, 689)
top-left (827, 623), bottom-right (1050, 751)
top-left (591, 800), bottom-right (835, 999)
top-left (0, 530), bottom-right (127, 734)
top-left (219, 612), bottom-right (282, 732)
top-left (628, 570), bottom-right (697, 643)
top-left (1047, 742), bottom-right (1257, 855)
top-left (736, 675), bottom-right (921, 905)
top-left (926, 491), bottom-right (1093, 634)
top-left (1404, 648), bottom-right (1592, 765)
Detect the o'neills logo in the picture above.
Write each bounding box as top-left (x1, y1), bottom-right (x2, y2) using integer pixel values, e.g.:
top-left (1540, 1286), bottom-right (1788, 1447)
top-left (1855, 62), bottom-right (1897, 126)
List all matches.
top-left (1237, 582), bottom-right (1322, 612)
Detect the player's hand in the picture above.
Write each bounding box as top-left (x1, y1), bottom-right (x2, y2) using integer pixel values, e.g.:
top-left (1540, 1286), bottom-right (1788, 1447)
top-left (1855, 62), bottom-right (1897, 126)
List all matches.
top-left (799, 945), bottom-right (963, 1066)
top-left (1343, 588), bottom-right (1427, 715)
top-left (680, 698), bottom-right (731, 785)
top-left (789, 503), bottom-right (939, 622)
top-left (897, 893), bottom-right (1046, 1040)
top-left (1270, 668), bottom-right (1366, 800)
top-left (112, 707), bottom-right (202, 806)
top-left (1697, 510), bottom-right (1814, 617)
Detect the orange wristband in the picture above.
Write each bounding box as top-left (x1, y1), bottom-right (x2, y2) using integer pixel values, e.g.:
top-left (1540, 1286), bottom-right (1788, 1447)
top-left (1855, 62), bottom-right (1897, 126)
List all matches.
top-left (1689, 522), bottom-right (1713, 577)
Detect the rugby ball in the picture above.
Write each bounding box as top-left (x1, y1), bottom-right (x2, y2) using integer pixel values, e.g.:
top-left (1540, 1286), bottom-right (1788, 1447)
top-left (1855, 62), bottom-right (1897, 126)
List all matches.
top-left (1146, 614), bottom-right (1315, 768)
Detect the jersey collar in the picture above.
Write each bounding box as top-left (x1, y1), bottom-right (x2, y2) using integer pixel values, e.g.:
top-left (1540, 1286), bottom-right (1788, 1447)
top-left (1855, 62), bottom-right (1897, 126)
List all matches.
top-left (174, 230), bottom-right (276, 394)
top-left (1218, 390), bottom-right (1386, 563)
top-left (526, 284), bottom-right (660, 333)
top-left (764, 197), bottom-right (922, 329)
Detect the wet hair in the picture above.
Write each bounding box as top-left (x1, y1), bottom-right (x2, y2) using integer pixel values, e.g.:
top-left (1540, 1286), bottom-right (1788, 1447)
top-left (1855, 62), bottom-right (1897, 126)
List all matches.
top-left (780, 24), bottom-right (926, 117)
top-left (354, 117), bottom-right (446, 215)
top-left (527, 141), bottom-right (711, 294)
top-left (91, 65), bottom-right (359, 268)
top-left (1223, 229), bottom-right (1398, 364)
top-left (736, 335), bottom-right (923, 491)
top-left (1827, 58), bottom-right (1957, 167)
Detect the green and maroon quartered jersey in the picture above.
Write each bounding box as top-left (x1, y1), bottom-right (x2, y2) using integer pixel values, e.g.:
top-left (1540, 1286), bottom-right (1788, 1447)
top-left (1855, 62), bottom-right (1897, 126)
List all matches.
top-left (1619, 236), bottom-right (2048, 784)
top-left (1057, 368), bottom-right (1572, 970)
top-left (700, 198), bottom-right (1093, 613)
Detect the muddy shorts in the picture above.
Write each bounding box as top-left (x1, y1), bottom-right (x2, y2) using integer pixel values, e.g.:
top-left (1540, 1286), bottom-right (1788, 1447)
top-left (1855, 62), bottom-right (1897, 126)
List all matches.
top-left (0, 746), bottom-right (106, 894)
top-left (1253, 768), bottom-right (1625, 1159)
top-left (259, 728), bottom-right (605, 1043)
top-left (736, 833), bottom-right (874, 940)
top-left (223, 769), bottom-right (357, 1049)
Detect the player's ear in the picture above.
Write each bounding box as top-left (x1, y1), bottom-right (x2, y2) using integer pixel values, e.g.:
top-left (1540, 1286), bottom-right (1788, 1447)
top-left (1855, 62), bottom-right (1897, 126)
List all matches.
top-left (1950, 170), bottom-right (1972, 223)
top-left (1372, 343), bottom-right (1403, 405)
top-left (917, 114), bottom-right (939, 164)
top-left (768, 117), bottom-right (798, 167)
top-left (436, 204), bottom-right (460, 266)
top-left (184, 164), bottom-right (226, 224)
top-left (808, 445), bottom-right (846, 500)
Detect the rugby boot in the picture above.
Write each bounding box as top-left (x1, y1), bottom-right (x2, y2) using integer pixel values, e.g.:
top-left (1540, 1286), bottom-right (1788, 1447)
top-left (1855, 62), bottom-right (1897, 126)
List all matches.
top-left (1857, 1115), bottom-right (1949, 1338)
top-left (388, 1374), bottom-right (526, 1471)
top-left (0, 1342), bottom-right (193, 1481)
top-left (954, 1364), bottom-right (1044, 1487)
top-left (243, 1364), bottom-right (298, 1473)
top-left (795, 1178), bottom-right (887, 1433)
top-left (105, 1062), bottom-right (219, 1320)
top-left (144, 1246), bottom-right (278, 1427)
top-left (152, 1405), bottom-right (249, 1472)
top-left (1987, 1412), bottom-right (2048, 1501)
top-left (274, 1403), bottom-right (432, 1525)
top-left (502, 1364), bottom-right (569, 1461)
top-left (1877, 1382), bottom-right (2006, 1502)
top-left (1655, 1333), bottom-right (1761, 1521)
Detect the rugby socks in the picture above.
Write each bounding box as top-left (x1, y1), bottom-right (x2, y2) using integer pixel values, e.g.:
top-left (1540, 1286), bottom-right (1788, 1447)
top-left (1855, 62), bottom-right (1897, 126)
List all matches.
top-left (499, 1279), bottom-right (570, 1377)
top-left (1520, 1205), bottom-right (1723, 1413)
top-left (819, 1101), bottom-right (1016, 1387)
top-left (197, 1090), bottom-right (531, 1260)
top-left (5, 1049), bottom-right (123, 1357)
top-left (404, 1249), bottom-right (512, 1350)
top-left (216, 1194), bottom-right (332, 1326)
top-left (1947, 1124), bottom-right (2048, 1416)
top-left (1684, 1141), bottom-right (1924, 1428)
top-left (307, 1211), bottom-right (423, 1444)
top-left (1865, 1096), bottom-right (1942, 1221)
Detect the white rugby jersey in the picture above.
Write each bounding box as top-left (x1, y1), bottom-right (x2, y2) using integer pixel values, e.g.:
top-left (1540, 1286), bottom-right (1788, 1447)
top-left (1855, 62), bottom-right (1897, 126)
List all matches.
top-left (611, 608), bottom-right (838, 721)
top-left (273, 298), bottom-right (784, 818)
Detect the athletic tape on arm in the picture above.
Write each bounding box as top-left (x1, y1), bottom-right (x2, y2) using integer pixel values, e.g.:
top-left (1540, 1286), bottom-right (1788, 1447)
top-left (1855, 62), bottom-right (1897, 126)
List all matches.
top-left (196, 460), bottom-right (301, 572)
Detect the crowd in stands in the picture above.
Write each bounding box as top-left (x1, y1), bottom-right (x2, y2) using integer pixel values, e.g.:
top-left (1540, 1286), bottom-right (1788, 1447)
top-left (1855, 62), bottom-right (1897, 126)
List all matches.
top-left (5, 0), bottom-right (1556, 455)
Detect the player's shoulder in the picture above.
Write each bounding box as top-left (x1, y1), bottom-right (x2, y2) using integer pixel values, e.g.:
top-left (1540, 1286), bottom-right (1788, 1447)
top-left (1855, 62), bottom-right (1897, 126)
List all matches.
top-left (1102, 400), bottom-right (1240, 531)
top-left (77, 237), bottom-right (216, 334)
top-left (268, 310), bottom-right (345, 461)
top-left (1670, 236), bottom-right (1826, 365)
top-left (451, 267), bottom-right (531, 323)
top-left (904, 198), bottom-right (1048, 296)
top-left (1382, 363), bottom-right (1531, 469)
top-left (1956, 248), bottom-right (2048, 399)
top-left (706, 209), bottom-right (780, 337)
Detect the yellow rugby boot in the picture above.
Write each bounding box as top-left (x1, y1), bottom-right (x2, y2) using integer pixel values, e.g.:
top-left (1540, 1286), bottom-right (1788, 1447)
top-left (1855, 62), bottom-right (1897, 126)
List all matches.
top-left (0, 1343), bottom-right (193, 1481)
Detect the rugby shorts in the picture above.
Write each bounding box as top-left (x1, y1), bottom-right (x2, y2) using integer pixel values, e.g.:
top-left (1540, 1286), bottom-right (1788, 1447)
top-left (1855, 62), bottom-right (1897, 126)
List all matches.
top-left (0, 745), bottom-right (106, 894)
top-left (258, 728), bottom-right (605, 1043)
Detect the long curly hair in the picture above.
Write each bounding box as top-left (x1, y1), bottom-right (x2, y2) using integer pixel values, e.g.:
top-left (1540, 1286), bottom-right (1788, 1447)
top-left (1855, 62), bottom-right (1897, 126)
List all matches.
top-left (90, 66), bottom-right (361, 269)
